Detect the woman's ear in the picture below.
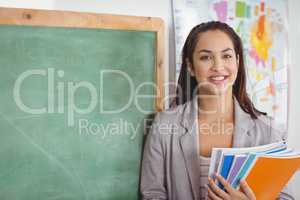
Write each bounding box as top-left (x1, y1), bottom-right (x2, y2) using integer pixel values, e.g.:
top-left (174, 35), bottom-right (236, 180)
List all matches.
top-left (186, 58), bottom-right (195, 76)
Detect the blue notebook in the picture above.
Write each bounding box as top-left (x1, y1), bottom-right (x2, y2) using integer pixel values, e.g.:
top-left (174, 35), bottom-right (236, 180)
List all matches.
top-left (218, 154), bottom-right (234, 188)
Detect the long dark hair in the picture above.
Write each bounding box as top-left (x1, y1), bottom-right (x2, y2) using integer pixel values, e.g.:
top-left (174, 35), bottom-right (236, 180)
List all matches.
top-left (173, 21), bottom-right (266, 119)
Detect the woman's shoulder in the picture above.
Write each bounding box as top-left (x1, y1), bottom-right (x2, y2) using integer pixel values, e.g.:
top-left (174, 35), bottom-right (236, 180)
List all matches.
top-left (149, 100), bottom-right (192, 136)
top-left (154, 100), bottom-right (192, 124)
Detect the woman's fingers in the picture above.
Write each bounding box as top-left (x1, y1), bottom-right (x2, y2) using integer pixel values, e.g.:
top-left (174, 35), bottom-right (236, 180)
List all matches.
top-left (240, 179), bottom-right (256, 200)
top-left (214, 173), bottom-right (235, 195)
top-left (207, 185), bottom-right (222, 200)
top-left (208, 176), bottom-right (230, 199)
top-left (207, 174), bottom-right (256, 200)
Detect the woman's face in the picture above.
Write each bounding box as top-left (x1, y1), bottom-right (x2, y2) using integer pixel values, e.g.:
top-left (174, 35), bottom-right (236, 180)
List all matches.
top-left (187, 30), bottom-right (239, 95)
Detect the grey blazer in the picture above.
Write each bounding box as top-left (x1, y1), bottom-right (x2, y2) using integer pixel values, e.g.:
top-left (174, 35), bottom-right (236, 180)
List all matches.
top-left (140, 97), bottom-right (294, 200)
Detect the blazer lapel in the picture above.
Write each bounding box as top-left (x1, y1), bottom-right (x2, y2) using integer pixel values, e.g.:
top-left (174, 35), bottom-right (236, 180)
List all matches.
top-left (179, 97), bottom-right (201, 200)
top-left (232, 97), bottom-right (255, 147)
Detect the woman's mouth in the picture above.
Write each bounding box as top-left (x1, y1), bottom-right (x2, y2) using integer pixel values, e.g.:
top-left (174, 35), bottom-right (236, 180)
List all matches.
top-left (208, 75), bottom-right (229, 86)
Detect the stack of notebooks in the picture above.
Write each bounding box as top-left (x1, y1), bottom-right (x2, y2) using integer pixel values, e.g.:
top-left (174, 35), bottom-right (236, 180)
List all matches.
top-left (208, 141), bottom-right (300, 200)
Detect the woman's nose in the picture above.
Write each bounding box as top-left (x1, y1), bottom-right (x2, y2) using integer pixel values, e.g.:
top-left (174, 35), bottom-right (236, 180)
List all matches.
top-left (211, 56), bottom-right (224, 71)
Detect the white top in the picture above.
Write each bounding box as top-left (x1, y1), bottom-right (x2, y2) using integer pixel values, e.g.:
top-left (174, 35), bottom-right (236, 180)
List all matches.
top-left (199, 155), bottom-right (211, 200)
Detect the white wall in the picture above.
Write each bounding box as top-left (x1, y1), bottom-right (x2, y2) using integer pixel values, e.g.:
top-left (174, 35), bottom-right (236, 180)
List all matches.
top-left (287, 0), bottom-right (300, 195)
top-left (0, 0), bottom-right (54, 9)
top-left (0, 0), bottom-right (299, 198)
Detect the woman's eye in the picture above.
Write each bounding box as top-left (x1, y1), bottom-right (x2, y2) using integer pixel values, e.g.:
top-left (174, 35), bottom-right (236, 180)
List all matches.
top-left (199, 55), bottom-right (211, 61)
top-left (223, 54), bottom-right (232, 59)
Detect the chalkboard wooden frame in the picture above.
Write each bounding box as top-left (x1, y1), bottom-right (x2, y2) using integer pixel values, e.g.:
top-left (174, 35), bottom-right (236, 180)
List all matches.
top-left (0, 6), bottom-right (165, 111)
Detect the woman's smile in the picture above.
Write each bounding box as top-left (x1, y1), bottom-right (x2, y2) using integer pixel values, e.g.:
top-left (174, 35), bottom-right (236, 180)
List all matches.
top-left (207, 74), bottom-right (230, 87)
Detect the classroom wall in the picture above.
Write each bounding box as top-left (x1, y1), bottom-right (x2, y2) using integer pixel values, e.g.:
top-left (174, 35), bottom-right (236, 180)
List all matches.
top-left (0, 0), bottom-right (54, 9)
top-left (0, 0), bottom-right (300, 197)
top-left (287, 0), bottom-right (300, 194)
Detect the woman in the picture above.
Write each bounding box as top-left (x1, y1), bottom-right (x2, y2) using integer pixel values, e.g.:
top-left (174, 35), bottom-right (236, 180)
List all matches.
top-left (140, 21), bottom-right (294, 200)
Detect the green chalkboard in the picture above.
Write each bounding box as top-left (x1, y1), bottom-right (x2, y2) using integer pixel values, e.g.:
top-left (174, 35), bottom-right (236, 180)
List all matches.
top-left (0, 23), bottom-right (159, 200)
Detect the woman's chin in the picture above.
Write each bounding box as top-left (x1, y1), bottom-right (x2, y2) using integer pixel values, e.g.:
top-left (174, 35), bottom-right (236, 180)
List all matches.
top-left (199, 85), bottom-right (231, 96)
top-left (208, 88), bottom-right (227, 96)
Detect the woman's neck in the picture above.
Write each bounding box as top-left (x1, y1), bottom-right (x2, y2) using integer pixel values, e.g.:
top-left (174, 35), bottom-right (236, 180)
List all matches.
top-left (197, 91), bottom-right (234, 122)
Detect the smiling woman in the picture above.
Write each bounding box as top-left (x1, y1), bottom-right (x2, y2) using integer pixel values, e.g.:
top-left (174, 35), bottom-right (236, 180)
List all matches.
top-left (140, 21), bottom-right (294, 200)
top-left (186, 31), bottom-right (238, 94)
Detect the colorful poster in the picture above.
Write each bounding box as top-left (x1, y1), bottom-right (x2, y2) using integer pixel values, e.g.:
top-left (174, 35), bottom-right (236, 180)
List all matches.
top-left (172, 0), bottom-right (289, 130)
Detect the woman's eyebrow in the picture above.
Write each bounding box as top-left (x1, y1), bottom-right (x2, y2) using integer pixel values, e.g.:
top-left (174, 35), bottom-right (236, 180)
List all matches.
top-left (222, 48), bottom-right (234, 53)
top-left (196, 48), bottom-right (234, 54)
top-left (196, 49), bottom-right (212, 54)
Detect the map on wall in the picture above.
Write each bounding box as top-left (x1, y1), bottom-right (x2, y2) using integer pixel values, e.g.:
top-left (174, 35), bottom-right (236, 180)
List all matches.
top-left (172, 0), bottom-right (289, 130)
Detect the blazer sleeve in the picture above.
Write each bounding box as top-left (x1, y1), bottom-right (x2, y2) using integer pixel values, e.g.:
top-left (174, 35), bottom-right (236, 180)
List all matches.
top-left (140, 113), bottom-right (167, 200)
top-left (269, 118), bottom-right (295, 200)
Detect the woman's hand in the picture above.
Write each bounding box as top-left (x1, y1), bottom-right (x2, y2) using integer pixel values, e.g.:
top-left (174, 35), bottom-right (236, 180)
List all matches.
top-left (207, 173), bottom-right (256, 200)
